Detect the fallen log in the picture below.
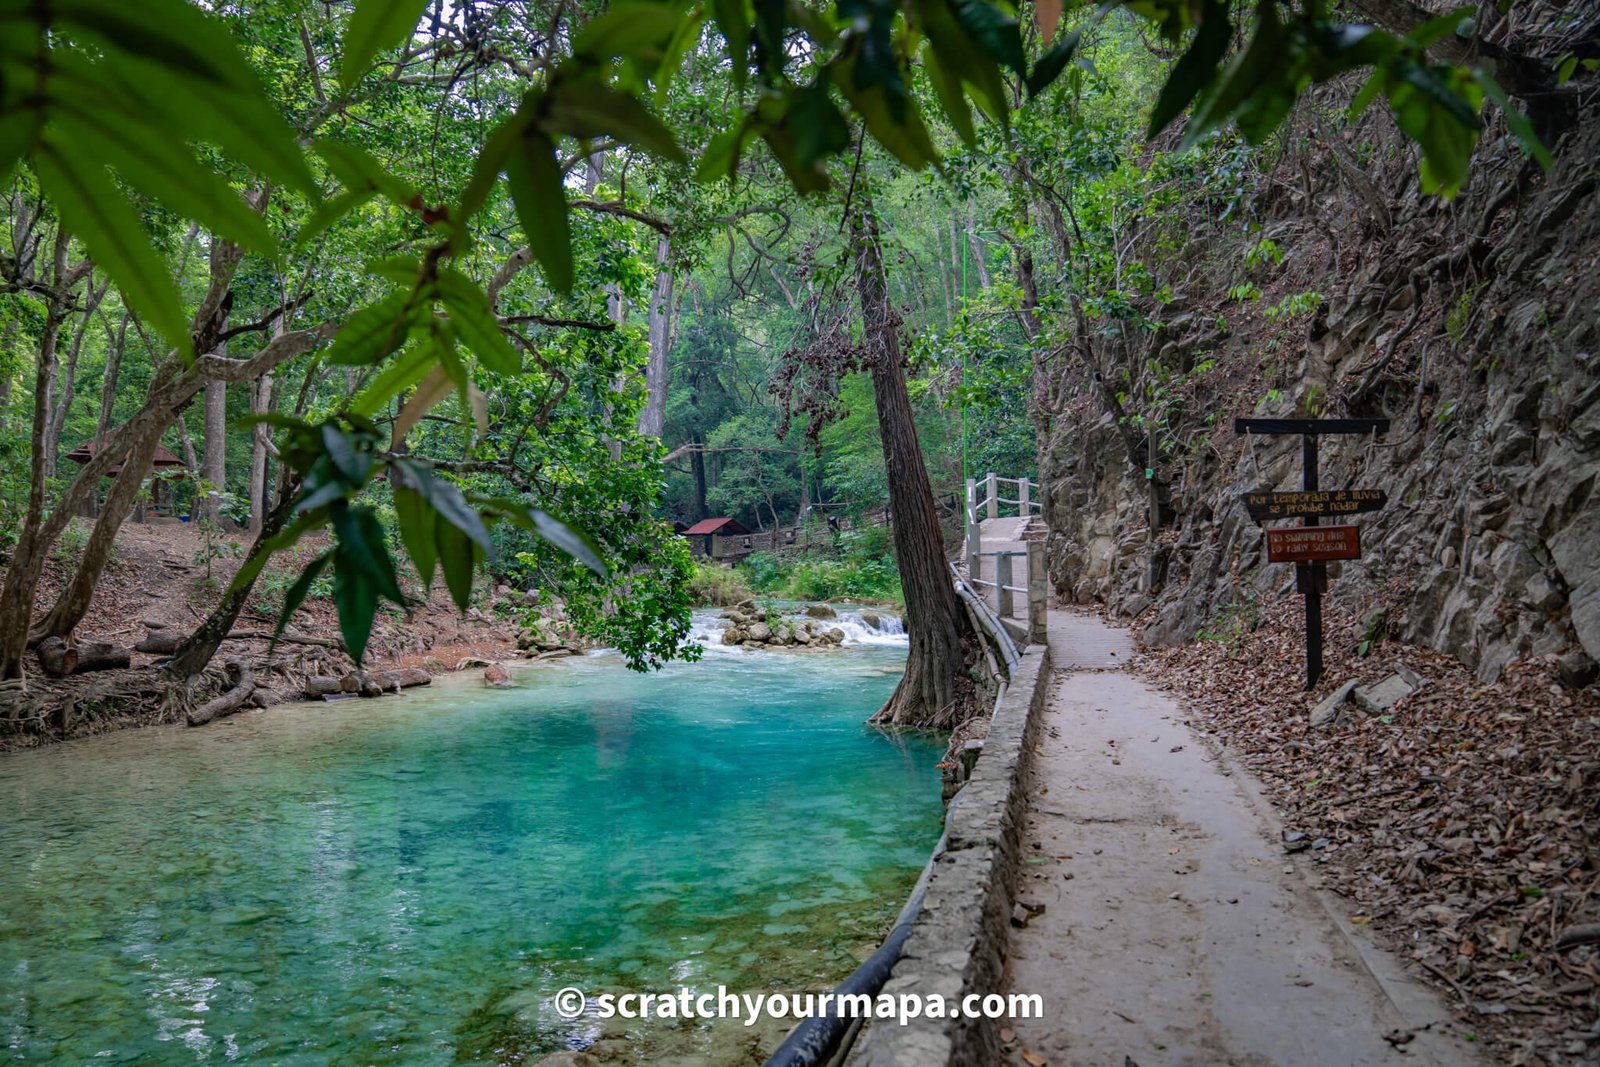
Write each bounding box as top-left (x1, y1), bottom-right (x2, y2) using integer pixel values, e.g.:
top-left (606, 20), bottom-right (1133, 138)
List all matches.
top-left (187, 659), bottom-right (256, 727)
top-left (370, 668), bottom-right (431, 690)
top-left (36, 638), bottom-right (131, 676)
top-left (135, 632), bottom-right (182, 655)
top-left (306, 669), bottom-right (428, 699)
top-left (1555, 923), bottom-right (1600, 951)
top-left (36, 638), bottom-right (77, 677)
top-left (304, 676), bottom-right (344, 698)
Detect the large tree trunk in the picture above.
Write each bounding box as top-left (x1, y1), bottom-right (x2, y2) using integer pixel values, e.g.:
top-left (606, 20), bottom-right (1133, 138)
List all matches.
top-left (96, 310), bottom-right (130, 440)
top-left (166, 480), bottom-right (299, 678)
top-left (690, 430), bottom-right (709, 520)
top-left (852, 200), bottom-right (976, 730)
top-left (248, 370), bottom-right (275, 535)
top-left (638, 235), bottom-right (675, 439)
top-left (43, 277), bottom-right (108, 477)
top-left (36, 429), bottom-right (163, 640)
top-left (0, 230), bottom-right (72, 680)
top-left (200, 372), bottom-right (227, 521)
top-left (0, 320), bottom-right (330, 680)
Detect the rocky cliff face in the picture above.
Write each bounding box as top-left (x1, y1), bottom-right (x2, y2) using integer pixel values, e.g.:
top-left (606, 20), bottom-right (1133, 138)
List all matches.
top-left (1040, 65), bottom-right (1599, 685)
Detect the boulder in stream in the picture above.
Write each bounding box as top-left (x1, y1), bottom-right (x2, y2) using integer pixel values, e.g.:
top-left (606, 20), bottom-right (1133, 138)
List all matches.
top-left (483, 663), bottom-right (514, 688)
top-left (804, 603), bottom-right (837, 619)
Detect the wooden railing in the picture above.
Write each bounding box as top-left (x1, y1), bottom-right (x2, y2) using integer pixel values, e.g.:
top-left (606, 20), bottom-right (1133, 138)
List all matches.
top-left (963, 472), bottom-right (1047, 644)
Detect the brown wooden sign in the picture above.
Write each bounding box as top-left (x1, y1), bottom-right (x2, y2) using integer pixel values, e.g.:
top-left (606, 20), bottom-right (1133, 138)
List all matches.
top-left (1267, 525), bottom-right (1361, 563)
top-left (1243, 488), bottom-right (1386, 521)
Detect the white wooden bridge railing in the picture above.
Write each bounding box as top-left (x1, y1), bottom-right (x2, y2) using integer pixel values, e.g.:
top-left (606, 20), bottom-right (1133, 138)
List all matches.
top-left (965, 472), bottom-right (1041, 525)
top-left (962, 472), bottom-right (1047, 645)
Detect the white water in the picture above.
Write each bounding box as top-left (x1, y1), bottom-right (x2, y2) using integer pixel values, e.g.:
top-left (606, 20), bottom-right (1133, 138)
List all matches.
top-left (687, 604), bottom-right (907, 651)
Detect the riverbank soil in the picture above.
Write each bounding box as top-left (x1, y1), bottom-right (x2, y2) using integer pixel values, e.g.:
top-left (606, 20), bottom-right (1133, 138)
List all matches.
top-left (1001, 611), bottom-right (1490, 1067)
top-left (0, 522), bottom-right (524, 748)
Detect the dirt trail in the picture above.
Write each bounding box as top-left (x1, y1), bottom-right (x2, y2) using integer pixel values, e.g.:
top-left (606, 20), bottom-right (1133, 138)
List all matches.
top-left (1001, 612), bottom-right (1486, 1067)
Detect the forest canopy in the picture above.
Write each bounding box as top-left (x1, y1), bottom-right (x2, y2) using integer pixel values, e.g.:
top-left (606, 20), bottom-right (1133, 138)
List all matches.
top-left (0, 0), bottom-right (1549, 683)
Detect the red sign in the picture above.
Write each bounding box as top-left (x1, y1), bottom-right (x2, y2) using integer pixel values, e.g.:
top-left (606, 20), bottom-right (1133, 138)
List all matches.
top-left (1267, 525), bottom-right (1361, 563)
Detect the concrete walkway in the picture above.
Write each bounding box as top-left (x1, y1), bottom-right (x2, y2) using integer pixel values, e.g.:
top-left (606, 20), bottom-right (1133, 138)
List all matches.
top-left (999, 611), bottom-right (1485, 1067)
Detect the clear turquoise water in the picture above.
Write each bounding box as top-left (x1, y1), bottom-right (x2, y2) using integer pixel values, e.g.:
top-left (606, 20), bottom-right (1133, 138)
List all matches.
top-left (0, 631), bottom-right (940, 1065)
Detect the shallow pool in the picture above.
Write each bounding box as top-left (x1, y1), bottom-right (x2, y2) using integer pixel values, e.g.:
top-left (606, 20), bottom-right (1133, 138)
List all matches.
top-left (0, 613), bottom-right (940, 1064)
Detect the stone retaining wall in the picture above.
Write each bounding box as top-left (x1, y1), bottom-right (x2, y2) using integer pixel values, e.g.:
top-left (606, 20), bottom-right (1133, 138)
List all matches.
top-left (849, 643), bottom-right (1052, 1066)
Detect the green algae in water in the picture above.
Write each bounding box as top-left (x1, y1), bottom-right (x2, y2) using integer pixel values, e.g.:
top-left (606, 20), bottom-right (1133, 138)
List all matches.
top-left (0, 638), bottom-right (942, 1065)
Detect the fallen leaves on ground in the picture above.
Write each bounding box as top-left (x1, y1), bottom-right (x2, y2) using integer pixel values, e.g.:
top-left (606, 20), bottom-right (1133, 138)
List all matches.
top-left (1136, 597), bottom-right (1600, 1067)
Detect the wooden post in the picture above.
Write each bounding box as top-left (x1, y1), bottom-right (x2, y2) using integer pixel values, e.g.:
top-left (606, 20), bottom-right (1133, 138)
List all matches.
top-left (1019, 478), bottom-right (1030, 516)
top-left (985, 472), bottom-right (998, 521)
top-left (997, 553), bottom-right (1014, 618)
top-left (1301, 432), bottom-right (1324, 689)
top-left (1028, 540), bottom-right (1047, 645)
top-left (965, 477), bottom-right (976, 558)
top-left (1146, 426), bottom-right (1160, 593)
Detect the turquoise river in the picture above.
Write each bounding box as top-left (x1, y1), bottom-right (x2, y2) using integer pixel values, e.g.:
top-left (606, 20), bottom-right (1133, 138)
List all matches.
top-left (0, 611), bottom-right (942, 1065)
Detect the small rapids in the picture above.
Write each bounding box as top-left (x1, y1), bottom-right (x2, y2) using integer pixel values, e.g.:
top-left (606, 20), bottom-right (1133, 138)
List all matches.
top-left (687, 604), bottom-right (907, 651)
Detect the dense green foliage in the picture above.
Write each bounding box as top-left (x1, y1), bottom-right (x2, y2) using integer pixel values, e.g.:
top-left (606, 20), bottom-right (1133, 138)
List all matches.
top-left (0, 0), bottom-right (1549, 673)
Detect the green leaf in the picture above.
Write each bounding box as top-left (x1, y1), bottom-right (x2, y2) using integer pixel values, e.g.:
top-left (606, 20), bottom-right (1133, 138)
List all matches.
top-left (1347, 70), bottom-right (1385, 121)
top-left (368, 255), bottom-right (424, 287)
top-left (1406, 5), bottom-right (1473, 47)
top-left (331, 562), bottom-right (377, 664)
top-left (333, 504), bottom-right (404, 603)
top-left (32, 134), bottom-right (192, 359)
top-left (341, 0), bottom-right (431, 91)
top-left (1180, 2), bottom-right (1288, 150)
top-left (923, 43), bottom-right (975, 147)
top-left (459, 113), bottom-right (525, 221)
top-left (1392, 57), bottom-right (1481, 130)
top-left (1025, 29), bottom-right (1081, 97)
top-left (326, 291), bottom-right (418, 366)
top-left (695, 122), bottom-right (754, 183)
top-left (1147, 0), bottom-right (1231, 138)
top-left (50, 107), bottom-right (277, 255)
top-left (531, 510), bottom-right (607, 576)
top-left (788, 80), bottom-right (852, 167)
top-left (505, 128), bottom-right (573, 293)
top-left (391, 365), bottom-right (456, 447)
top-left (320, 424), bottom-right (370, 486)
top-left (398, 461), bottom-right (494, 554)
top-left (298, 187), bottom-right (377, 245)
top-left (751, 0), bottom-right (786, 82)
top-left (917, 0), bottom-right (1009, 119)
top-left (315, 139), bottom-right (417, 205)
top-left (0, 110), bottom-right (42, 187)
top-left (655, 8), bottom-right (708, 101)
top-left (1471, 69), bottom-right (1552, 169)
top-left (272, 551), bottom-right (331, 645)
top-left (435, 516), bottom-right (478, 612)
top-left (436, 268), bottom-right (521, 375)
top-left (573, 2), bottom-right (687, 62)
top-left (546, 81), bottom-right (686, 163)
top-left (392, 486), bottom-right (437, 591)
top-left (92, 50), bottom-right (316, 195)
top-left (949, 0), bottom-right (1025, 75)
top-left (712, 0), bottom-right (751, 88)
top-left (833, 57), bottom-right (938, 170)
top-left (226, 509), bottom-right (328, 593)
top-left (56, 0), bottom-right (255, 89)
top-left (349, 343), bottom-right (436, 417)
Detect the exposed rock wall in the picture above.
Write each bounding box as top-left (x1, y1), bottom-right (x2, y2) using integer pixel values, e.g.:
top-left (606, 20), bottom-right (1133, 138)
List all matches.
top-left (1040, 67), bottom-right (1599, 684)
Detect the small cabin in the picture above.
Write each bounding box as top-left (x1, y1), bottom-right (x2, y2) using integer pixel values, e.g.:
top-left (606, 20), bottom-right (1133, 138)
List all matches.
top-left (65, 438), bottom-right (189, 521)
top-left (681, 516), bottom-right (754, 559)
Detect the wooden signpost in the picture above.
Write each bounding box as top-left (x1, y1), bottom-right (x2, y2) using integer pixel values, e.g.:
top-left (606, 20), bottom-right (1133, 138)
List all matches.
top-left (1234, 417), bottom-right (1389, 689)
top-left (1266, 524), bottom-right (1361, 563)
top-left (1243, 489), bottom-right (1386, 521)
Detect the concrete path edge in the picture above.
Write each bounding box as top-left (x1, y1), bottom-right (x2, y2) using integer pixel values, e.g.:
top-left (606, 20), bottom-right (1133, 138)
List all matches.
top-left (850, 643), bottom-right (1053, 1067)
